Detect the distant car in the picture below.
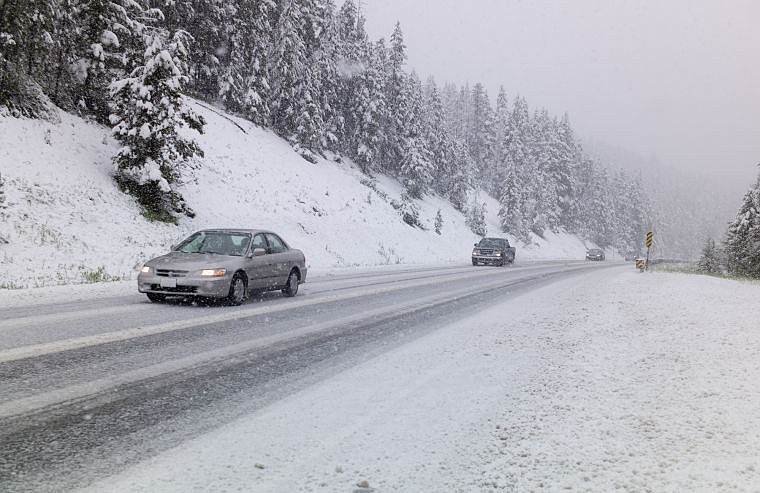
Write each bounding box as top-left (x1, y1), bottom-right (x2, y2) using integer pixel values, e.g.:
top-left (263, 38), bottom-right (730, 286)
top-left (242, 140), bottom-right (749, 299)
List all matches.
top-left (586, 248), bottom-right (605, 261)
top-left (138, 229), bottom-right (307, 305)
top-left (472, 237), bottom-right (516, 266)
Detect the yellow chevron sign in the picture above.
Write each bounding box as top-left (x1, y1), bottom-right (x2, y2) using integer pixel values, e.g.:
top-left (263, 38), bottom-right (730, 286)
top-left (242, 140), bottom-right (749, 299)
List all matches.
top-left (646, 231), bottom-right (653, 248)
top-left (636, 259), bottom-right (645, 270)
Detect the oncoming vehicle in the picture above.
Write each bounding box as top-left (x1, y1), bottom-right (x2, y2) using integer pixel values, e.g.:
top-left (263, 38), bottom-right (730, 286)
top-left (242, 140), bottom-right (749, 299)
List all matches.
top-left (138, 229), bottom-right (307, 305)
top-left (472, 237), bottom-right (516, 266)
top-left (586, 248), bottom-right (606, 261)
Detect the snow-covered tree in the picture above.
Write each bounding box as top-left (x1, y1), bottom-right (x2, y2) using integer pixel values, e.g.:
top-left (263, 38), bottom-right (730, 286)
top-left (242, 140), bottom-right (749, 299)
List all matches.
top-left (466, 198), bottom-right (487, 237)
top-left (467, 82), bottom-right (491, 184)
top-left (162, 0), bottom-right (231, 99)
top-left (72, 0), bottom-right (147, 122)
top-left (0, 172), bottom-right (7, 209)
top-left (110, 28), bottom-right (205, 222)
top-left (349, 40), bottom-right (386, 172)
top-left (697, 237), bottom-right (722, 274)
top-left (447, 138), bottom-right (474, 211)
top-left (398, 73), bottom-right (432, 198)
top-left (423, 77), bottom-right (453, 195)
top-left (434, 208), bottom-right (443, 235)
top-left (383, 21), bottom-right (407, 172)
top-left (724, 174), bottom-right (760, 278)
top-left (497, 96), bottom-right (532, 239)
top-left (0, 0), bottom-right (60, 114)
top-left (484, 86), bottom-right (509, 196)
top-left (218, 0), bottom-right (274, 126)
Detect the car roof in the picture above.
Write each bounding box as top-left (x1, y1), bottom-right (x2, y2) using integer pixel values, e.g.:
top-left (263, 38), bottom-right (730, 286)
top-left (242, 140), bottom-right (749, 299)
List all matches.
top-left (197, 229), bottom-right (275, 235)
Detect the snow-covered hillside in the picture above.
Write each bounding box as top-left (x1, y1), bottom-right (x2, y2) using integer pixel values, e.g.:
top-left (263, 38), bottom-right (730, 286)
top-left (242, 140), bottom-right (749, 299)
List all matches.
top-left (0, 102), bottom-right (594, 289)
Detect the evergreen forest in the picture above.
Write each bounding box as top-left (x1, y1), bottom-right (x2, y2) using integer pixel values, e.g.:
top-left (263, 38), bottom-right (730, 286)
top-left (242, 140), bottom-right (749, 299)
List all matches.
top-left (1, 0), bottom-right (654, 252)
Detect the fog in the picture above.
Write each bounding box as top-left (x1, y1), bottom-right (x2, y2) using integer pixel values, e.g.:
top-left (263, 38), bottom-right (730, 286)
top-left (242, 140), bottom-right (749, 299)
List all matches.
top-left (361, 0), bottom-right (760, 197)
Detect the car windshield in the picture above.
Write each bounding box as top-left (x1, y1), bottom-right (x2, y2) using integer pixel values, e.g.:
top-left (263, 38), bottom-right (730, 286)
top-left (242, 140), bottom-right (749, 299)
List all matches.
top-left (174, 232), bottom-right (251, 256)
top-left (478, 238), bottom-right (503, 248)
top-left (588, 249), bottom-right (602, 254)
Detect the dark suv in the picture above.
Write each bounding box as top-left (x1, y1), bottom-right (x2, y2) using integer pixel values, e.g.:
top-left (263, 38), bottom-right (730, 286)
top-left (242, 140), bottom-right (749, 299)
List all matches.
top-left (472, 237), bottom-right (516, 266)
top-left (586, 248), bottom-right (605, 261)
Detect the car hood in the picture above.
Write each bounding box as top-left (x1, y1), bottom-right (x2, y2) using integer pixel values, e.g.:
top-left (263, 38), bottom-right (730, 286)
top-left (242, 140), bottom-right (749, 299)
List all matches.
top-left (145, 252), bottom-right (245, 271)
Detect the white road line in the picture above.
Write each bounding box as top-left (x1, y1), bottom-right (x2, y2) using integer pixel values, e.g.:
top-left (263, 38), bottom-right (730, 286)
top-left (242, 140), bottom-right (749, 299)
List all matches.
top-left (0, 273), bottom-right (524, 419)
top-left (0, 268), bottom-right (507, 364)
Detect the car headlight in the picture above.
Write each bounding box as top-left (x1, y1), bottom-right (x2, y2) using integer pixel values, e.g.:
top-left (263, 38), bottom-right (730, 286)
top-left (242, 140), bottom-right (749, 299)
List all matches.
top-left (494, 251), bottom-right (502, 256)
top-left (200, 268), bottom-right (227, 277)
top-left (472, 249), bottom-right (478, 256)
top-left (140, 265), bottom-right (151, 274)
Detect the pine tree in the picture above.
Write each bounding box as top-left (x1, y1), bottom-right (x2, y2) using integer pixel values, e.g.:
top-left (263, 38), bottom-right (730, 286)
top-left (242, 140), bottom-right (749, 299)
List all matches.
top-left (72, 0), bottom-right (147, 122)
top-left (466, 198), bottom-right (487, 237)
top-left (110, 28), bottom-right (205, 222)
top-left (697, 237), bottom-right (722, 274)
top-left (484, 86), bottom-right (509, 197)
top-left (219, 0), bottom-right (275, 126)
top-left (497, 96), bottom-right (531, 240)
top-left (383, 21), bottom-right (407, 172)
top-left (0, 172), bottom-right (7, 210)
top-left (162, 0), bottom-right (229, 99)
top-left (467, 82), bottom-right (491, 184)
top-left (269, 0), bottom-right (327, 156)
top-left (448, 138), bottom-right (473, 211)
top-left (398, 72), bottom-right (432, 198)
top-left (349, 39), bottom-right (386, 172)
top-left (724, 174), bottom-right (760, 277)
top-left (0, 0), bottom-right (60, 114)
top-left (423, 77), bottom-right (452, 195)
top-left (434, 209), bottom-right (443, 235)
top-left (334, 0), bottom-right (367, 156)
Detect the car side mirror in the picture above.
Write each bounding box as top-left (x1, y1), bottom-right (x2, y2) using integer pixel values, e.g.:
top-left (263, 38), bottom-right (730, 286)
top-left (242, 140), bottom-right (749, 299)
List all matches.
top-left (474, 243), bottom-right (478, 247)
top-left (252, 247), bottom-right (267, 257)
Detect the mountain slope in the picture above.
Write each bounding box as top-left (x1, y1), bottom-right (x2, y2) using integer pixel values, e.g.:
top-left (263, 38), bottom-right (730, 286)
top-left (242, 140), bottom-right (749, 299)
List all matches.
top-left (0, 102), bottom-right (592, 289)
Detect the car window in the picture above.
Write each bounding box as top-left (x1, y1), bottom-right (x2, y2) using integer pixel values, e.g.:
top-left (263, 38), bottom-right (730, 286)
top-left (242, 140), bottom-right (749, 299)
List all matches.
top-left (226, 234), bottom-right (251, 256)
top-left (265, 233), bottom-right (287, 253)
top-left (175, 232), bottom-right (204, 253)
top-left (479, 238), bottom-right (499, 248)
top-left (251, 233), bottom-right (267, 251)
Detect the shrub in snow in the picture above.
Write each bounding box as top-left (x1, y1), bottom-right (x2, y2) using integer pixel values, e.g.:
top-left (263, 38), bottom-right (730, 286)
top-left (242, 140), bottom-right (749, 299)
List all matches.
top-left (110, 28), bottom-right (204, 223)
top-left (0, 172), bottom-right (6, 210)
top-left (434, 209), bottom-right (443, 235)
top-left (392, 193), bottom-right (424, 229)
top-left (696, 237), bottom-right (723, 275)
top-left (466, 200), bottom-right (487, 237)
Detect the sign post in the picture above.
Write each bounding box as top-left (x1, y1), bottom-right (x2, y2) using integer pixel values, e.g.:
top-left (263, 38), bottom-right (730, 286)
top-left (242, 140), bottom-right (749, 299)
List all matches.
top-left (645, 231), bottom-right (653, 271)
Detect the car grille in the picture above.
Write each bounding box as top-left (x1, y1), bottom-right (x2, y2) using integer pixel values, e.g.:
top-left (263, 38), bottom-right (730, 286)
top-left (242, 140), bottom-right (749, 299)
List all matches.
top-left (477, 248), bottom-right (495, 255)
top-left (156, 269), bottom-right (189, 277)
top-left (150, 284), bottom-right (197, 293)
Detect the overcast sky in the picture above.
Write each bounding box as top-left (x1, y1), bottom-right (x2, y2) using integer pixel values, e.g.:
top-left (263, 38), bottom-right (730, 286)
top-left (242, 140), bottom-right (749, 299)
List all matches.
top-left (360, 0), bottom-right (760, 193)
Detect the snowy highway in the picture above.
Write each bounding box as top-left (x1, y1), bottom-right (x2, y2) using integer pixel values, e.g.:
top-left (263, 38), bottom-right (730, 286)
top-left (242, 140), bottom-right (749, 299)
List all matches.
top-left (0, 260), bottom-right (611, 492)
top-left (2, 263), bottom-right (760, 491)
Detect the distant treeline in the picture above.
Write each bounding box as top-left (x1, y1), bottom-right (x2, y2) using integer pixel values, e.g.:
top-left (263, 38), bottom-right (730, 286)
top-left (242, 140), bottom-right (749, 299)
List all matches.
top-left (1, 0), bottom-right (652, 251)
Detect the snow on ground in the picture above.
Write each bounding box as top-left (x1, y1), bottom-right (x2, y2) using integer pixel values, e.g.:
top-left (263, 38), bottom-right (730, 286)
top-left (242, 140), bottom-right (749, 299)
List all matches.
top-left (0, 103), bottom-right (593, 290)
top-left (81, 268), bottom-right (760, 492)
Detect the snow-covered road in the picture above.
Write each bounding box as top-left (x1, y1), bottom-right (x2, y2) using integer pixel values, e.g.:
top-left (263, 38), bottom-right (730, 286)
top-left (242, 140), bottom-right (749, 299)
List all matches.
top-left (81, 267), bottom-right (760, 492)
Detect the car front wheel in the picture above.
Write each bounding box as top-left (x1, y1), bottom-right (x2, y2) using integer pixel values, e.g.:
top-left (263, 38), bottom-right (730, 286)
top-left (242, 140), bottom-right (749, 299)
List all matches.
top-left (282, 270), bottom-right (299, 297)
top-left (226, 272), bottom-right (246, 305)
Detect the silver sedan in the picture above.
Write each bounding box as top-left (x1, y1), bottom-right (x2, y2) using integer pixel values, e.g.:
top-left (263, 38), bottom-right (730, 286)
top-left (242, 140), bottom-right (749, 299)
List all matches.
top-left (138, 229), bottom-right (307, 305)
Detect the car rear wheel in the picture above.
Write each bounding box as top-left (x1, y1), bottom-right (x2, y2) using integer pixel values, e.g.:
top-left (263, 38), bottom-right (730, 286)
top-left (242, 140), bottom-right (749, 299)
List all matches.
top-left (226, 272), bottom-right (246, 306)
top-left (146, 293), bottom-right (166, 303)
top-left (282, 270), bottom-right (299, 297)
